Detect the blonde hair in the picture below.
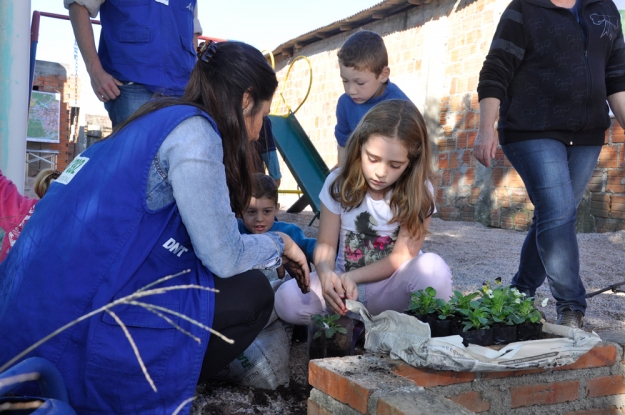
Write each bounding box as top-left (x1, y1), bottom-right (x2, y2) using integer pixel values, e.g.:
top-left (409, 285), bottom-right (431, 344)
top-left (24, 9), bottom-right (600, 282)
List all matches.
top-left (330, 99), bottom-right (434, 239)
top-left (33, 169), bottom-right (61, 199)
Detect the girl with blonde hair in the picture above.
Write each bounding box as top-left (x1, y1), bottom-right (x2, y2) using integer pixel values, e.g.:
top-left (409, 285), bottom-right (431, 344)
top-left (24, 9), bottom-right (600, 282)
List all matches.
top-left (276, 99), bottom-right (452, 322)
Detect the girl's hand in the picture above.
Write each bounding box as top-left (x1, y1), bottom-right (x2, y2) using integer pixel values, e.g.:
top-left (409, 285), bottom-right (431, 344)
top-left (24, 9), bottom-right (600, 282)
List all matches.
top-left (340, 272), bottom-right (358, 301)
top-left (319, 271), bottom-right (348, 315)
top-left (275, 232), bottom-right (310, 294)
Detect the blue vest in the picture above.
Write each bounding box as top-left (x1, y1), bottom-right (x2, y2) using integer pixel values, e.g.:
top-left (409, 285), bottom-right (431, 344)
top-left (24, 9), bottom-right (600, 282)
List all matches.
top-left (99, 0), bottom-right (197, 96)
top-left (0, 106), bottom-right (217, 414)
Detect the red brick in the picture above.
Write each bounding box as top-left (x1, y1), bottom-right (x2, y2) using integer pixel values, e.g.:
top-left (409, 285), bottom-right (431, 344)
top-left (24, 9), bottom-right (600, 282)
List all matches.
top-left (441, 170), bottom-right (452, 186)
top-left (392, 362), bottom-right (475, 387)
top-left (562, 407), bottom-right (622, 415)
top-left (610, 210), bottom-right (625, 219)
top-left (457, 132), bottom-right (468, 149)
top-left (607, 170), bottom-right (625, 193)
top-left (307, 399), bottom-right (333, 415)
top-left (470, 187), bottom-right (481, 204)
top-left (599, 146), bottom-right (618, 168)
top-left (510, 380), bottom-right (579, 408)
top-left (554, 344), bottom-right (617, 371)
top-left (596, 218), bottom-right (619, 233)
top-left (507, 169), bottom-right (526, 188)
top-left (308, 361), bottom-right (372, 413)
top-left (464, 112), bottom-right (476, 130)
top-left (439, 153), bottom-right (449, 169)
top-left (586, 375), bottom-right (625, 398)
top-left (439, 137), bottom-right (456, 151)
top-left (448, 391), bottom-right (490, 413)
top-left (588, 170), bottom-right (605, 192)
top-left (481, 368), bottom-right (546, 379)
top-left (492, 168), bottom-right (504, 186)
top-left (449, 151), bottom-right (461, 169)
top-left (467, 131), bottom-right (478, 148)
top-left (612, 122), bottom-right (625, 143)
top-left (462, 168), bottom-right (475, 186)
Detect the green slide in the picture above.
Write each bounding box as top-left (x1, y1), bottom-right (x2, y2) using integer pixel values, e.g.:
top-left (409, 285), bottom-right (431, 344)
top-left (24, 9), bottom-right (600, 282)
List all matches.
top-left (268, 112), bottom-right (330, 216)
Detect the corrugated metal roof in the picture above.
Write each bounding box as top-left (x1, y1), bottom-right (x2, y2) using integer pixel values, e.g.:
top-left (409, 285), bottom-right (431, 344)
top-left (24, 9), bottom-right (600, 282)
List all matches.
top-left (271, 0), bottom-right (425, 60)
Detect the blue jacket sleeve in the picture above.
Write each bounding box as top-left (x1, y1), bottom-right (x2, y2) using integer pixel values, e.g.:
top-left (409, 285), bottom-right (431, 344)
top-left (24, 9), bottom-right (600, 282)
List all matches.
top-left (271, 221), bottom-right (316, 262)
top-left (334, 95), bottom-right (351, 147)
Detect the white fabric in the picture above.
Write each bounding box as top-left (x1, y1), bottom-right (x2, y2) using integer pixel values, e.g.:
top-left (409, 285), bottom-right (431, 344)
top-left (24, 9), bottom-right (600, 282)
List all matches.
top-left (64, 0), bottom-right (105, 18)
top-left (320, 169), bottom-right (436, 273)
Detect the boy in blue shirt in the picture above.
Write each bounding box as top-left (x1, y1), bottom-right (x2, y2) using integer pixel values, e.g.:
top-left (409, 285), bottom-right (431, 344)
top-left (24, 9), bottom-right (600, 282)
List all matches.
top-left (238, 174), bottom-right (315, 263)
top-left (335, 30), bottom-right (410, 164)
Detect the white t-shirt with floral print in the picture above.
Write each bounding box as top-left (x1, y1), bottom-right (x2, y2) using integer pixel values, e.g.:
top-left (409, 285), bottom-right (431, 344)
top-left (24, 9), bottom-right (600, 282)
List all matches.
top-left (320, 169), bottom-right (436, 273)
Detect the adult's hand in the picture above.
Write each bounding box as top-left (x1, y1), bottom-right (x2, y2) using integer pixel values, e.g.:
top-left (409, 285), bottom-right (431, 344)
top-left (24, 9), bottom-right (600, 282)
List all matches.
top-left (472, 127), bottom-right (498, 167)
top-left (90, 66), bottom-right (122, 102)
top-left (472, 97), bottom-right (501, 167)
top-left (319, 270), bottom-right (348, 315)
top-left (68, 3), bottom-right (122, 103)
top-left (275, 232), bottom-right (310, 294)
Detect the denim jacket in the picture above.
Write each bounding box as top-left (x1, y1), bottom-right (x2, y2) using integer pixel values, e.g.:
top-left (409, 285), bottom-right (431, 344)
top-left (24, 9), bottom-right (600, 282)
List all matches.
top-left (146, 116), bottom-right (284, 277)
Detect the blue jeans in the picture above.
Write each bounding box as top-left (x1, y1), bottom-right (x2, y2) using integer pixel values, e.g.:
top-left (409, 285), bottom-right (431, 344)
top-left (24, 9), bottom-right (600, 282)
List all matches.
top-left (104, 83), bottom-right (157, 127)
top-left (502, 139), bottom-right (601, 314)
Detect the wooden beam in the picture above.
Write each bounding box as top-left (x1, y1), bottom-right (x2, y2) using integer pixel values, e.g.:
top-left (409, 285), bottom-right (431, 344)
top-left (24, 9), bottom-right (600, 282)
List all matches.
top-left (372, 13), bottom-right (385, 19)
top-left (316, 32), bottom-right (329, 39)
top-left (339, 25), bottom-right (353, 31)
top-left (407, 0), bottom-right (422, 4)
top-left (293, 43), bottom-right (303, 52)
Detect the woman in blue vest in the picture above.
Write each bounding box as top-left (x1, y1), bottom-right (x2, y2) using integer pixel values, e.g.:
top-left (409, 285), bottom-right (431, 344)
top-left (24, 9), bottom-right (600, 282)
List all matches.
top-left (0, 41), bottom-right (309, 414)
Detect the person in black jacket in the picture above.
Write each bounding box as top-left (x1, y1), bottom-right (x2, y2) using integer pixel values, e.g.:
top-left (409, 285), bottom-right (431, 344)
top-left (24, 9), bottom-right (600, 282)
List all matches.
top-left (473, 0), bottom-right (625, 328)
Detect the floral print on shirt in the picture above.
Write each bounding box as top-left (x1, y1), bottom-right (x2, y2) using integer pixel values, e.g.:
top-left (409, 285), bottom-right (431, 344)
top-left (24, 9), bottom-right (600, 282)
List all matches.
top-left (344, 211), bottom-right (399, 271)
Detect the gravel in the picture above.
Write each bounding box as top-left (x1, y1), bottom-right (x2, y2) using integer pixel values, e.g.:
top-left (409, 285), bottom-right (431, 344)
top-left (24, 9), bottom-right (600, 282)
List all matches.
top-left (192, 209), bottom-right (625, 414)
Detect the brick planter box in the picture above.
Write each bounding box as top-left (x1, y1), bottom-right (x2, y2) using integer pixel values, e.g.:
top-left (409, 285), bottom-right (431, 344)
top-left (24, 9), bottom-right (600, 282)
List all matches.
top-left (308, 332), bottom-right (625, 414)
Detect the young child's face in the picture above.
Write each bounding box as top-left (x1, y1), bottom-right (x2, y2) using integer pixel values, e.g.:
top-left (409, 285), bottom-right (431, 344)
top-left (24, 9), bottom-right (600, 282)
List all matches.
top-left (360, 134), bottom-right (410, 200)
top-left (242, 196), bottom-right (279, 234)
top-left (339, 64), bottom-right (389, 104)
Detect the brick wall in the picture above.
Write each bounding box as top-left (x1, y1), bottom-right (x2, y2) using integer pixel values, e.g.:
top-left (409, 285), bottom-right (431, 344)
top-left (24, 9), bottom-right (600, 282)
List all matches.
top-left (28, 60), bottom-right (81, 176)
top-left (308, 340), bottom-right (625, 414)
top-left (272, 0), bottom-right (625, 233)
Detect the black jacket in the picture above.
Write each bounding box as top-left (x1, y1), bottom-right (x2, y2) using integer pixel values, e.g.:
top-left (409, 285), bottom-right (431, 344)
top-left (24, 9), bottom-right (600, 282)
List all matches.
top-left (478, 0), bottom-right (625, 145)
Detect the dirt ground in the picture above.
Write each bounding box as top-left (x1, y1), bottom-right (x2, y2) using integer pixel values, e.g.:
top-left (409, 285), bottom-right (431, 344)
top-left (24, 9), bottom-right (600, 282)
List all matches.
top-left (191, 209), bottom-right (625, 415)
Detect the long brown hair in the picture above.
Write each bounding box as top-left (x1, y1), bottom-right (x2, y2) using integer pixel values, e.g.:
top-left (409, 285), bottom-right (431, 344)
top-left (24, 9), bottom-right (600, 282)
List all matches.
top-left (331, 99), bottom-right (434, 239)
top-left (113, 42), bottom-right (278, 216)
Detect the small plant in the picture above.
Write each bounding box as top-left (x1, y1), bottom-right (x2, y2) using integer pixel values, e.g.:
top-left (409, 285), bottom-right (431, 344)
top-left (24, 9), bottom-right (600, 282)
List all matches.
top-left (434, 298), bottom-right (455, 320)
top-left (480, 282), bottom-right (524, 325)
top-left (459, 300), bottom-right (492, 331)
top-left (311, 313), bottom-right (348, 339)
top-left (515, 296), bottom-right (543, 324)
top-left (448, 290), bottom-right (480, 313)
top-left (408, 287), bottom-right (437, 315)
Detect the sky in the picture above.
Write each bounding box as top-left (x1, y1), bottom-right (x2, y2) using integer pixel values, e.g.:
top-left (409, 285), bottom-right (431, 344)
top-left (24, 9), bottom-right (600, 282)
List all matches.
top-left (29, 0), bottom-right (380, 117)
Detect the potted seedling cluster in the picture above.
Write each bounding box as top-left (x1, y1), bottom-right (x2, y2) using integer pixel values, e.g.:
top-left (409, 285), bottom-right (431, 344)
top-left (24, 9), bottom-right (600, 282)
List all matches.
top-left (308, 313), bottom-right (354, 360)
top-left (407, 279), bottom-right (544, 347)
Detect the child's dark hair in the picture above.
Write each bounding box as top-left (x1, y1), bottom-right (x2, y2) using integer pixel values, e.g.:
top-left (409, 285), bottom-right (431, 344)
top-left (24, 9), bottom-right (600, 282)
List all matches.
top-left (331, 99), bottom-right (434, 239)
top-left (337, 30), bottom-right (388, 76)
top-left (113, 41), bottom-right (278, 217)
top-left (251, 173), bottom-right (279, 206)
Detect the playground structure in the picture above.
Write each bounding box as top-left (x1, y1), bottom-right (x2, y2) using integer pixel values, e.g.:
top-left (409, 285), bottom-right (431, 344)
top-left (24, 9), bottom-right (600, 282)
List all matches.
top-left (268, 56), bottom-right (330, 222)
